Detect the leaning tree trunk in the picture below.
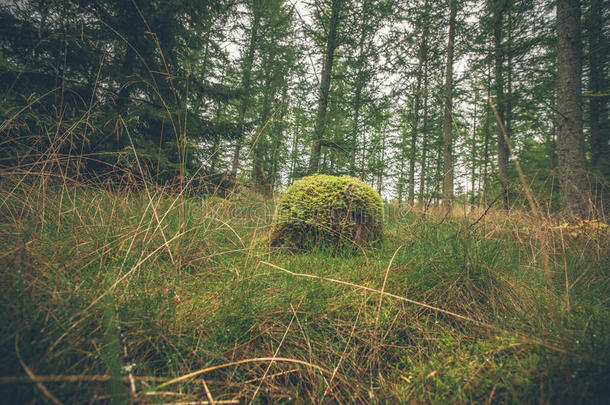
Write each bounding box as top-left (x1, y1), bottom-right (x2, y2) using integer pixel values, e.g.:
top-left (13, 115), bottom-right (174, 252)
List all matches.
top-left (442, 0), bottom-right (457, 213)
top-left (556, 0), bottom-right (590, 217)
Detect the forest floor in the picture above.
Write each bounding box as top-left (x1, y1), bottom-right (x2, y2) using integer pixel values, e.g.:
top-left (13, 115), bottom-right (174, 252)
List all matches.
top-left (1, 183), bottom-right (609, 404)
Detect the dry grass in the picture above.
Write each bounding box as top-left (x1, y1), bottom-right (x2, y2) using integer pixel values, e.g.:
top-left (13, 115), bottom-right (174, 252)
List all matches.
top-left (1, 14), bottom-right (608, 400)
top-left (0, 170), bottom-right (608, 403)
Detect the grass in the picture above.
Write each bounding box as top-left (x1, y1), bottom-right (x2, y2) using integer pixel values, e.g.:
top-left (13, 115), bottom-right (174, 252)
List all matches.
top-left (0, 179), bottom-right (609, 404)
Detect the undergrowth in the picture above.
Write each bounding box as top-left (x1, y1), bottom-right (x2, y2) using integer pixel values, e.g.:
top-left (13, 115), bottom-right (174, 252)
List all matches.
top-left (0, 180), bottom-right (609, 404)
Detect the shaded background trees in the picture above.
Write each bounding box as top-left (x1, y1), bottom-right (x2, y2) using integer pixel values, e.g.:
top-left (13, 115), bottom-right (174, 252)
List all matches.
top-left (1, 0), bottom-right (608, 216)
top-left (0, 0), bottom-right (243, 184)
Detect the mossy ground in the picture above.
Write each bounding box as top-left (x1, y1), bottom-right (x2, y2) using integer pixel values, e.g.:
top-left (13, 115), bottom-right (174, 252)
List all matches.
top-left (0, 183), bottom-right (609, 403)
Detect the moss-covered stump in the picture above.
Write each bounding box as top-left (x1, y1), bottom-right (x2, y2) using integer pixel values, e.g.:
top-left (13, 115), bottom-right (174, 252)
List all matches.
top-left (271, 174), bottom-right (383, 249)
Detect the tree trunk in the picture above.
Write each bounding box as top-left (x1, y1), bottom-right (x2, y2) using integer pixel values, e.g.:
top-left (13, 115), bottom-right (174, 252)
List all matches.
top-left (252, 53), bottom-right (274, 195)
top-left (435, 137), bottom-right (443, 206)
top-left (378, 130), bottom-right (386, 194)
top-left (288, 126), bottom-right (300, 184)
top-left (556, 0), bottom-right (590, 217)
top-left (349, 2), bottom-right (369, 176)
top-left (231, 1), bottom-right (261, 178)
top-left (588, 0), bottom-right (607, 176)
top-left (471, 89), bottom-right (478, 212)
top-left (492, 0), bottom-right (509, 210)
top-left (418, 59), bottom-right (429, 205)
top-left (350, 83), bottom-right (363, 176)
top-left (441, 0), bottom-right (457, 213)
top-left (268, 87), bottom-right (289, 197)
top-left (397, 124), bottom-right (406, 204)
top-left (482, 74), bottom-right (491, 206)
top-left (209, 100), bottom-right (225, 174)
top-left (308, 0), bottom-right (343, 174)
top-left (505, 6), bottom-right (513, 204)
top-left (409, 24), bottom-right (428, 207)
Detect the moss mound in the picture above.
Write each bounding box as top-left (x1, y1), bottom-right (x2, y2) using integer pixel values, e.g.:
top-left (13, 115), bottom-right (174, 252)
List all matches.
top-left (271, 174), bottom-right (383, 249)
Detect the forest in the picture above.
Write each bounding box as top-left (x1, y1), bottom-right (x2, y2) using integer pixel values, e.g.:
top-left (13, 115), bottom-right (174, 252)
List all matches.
top-left (0, 0), bottom-right (609, 403)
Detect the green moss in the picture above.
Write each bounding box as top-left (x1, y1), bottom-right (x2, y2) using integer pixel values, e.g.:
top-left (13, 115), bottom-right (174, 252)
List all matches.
top-left (271, 174), bottom-right (383, 250)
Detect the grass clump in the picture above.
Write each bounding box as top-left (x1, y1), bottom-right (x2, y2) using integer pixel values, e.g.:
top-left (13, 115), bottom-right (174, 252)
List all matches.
top-left (271, 174), bottom-right (383, 250)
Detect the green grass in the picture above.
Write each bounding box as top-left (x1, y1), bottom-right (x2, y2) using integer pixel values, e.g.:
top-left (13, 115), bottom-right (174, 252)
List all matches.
top-left (0, 183), bottom-right (608, 403)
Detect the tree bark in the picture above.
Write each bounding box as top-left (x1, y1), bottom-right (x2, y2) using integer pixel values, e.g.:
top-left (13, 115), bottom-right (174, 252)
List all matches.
top-left (505, 6), bottom-right (513, 204)
top-left (492, 0), bottom-right (509, 210)
top-left (268, 87), bottom-right (289, 197)
top-left (308, 0), bottom-right (343, 174)
top-left (288, 124), bottom-right (300, 184)
top-left (409, 22), bottom-right (428, 206)
top-left (397, 123), bottom-right (406, 204)
top-left (481, 69), bottom-right (491, 206)
top-left (349, 1), bottom-right (369, 176)
top-left (588, 0), bottom-right (607, 176)
top-left (231, 1), bottom-right (261, 178)
top-left (252, 53), bottom-right (274, 195)
top-left (471, 89), bottom-right (478, 211)
top-left (556, 0), bottom-right (590, 217)
top-left (418, 59), bottom-right (429, 204)
top-left (442, 0), bottom-right (457, 212)
top-left (377, 129), bottom-right (386, 194)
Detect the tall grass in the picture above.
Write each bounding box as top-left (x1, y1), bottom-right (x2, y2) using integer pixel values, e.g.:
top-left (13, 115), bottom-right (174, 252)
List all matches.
top-left (1, 8), bottom-right (608, 401)
top-left (0, 175), bottom-right (608, 403)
